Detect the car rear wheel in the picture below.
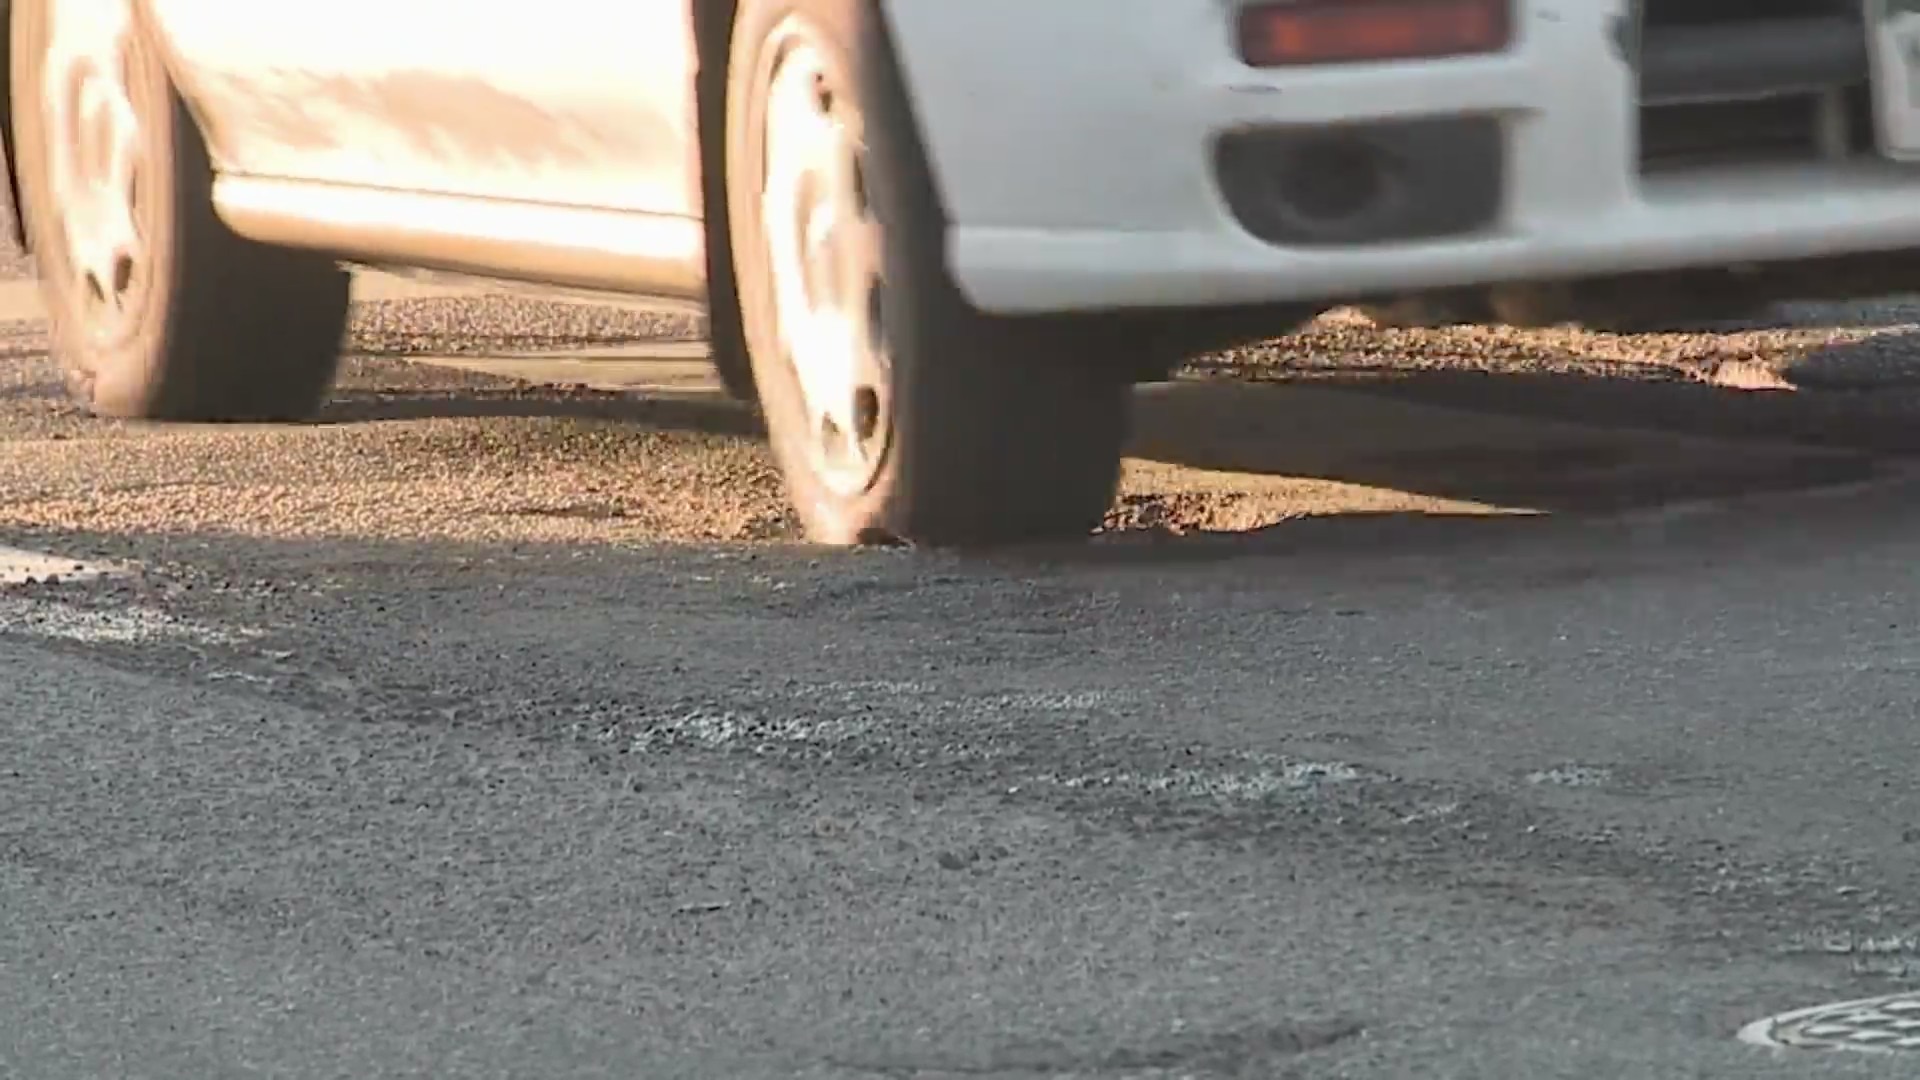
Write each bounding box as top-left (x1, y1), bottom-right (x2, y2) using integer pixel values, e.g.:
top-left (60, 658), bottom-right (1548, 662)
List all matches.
top-left (11, 0), bottom-right (350, 421)
top-left (724, 0), bottom-right (1130, 547)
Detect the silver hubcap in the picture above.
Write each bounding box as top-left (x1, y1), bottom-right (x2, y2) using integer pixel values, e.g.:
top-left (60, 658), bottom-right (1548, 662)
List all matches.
top-left (761, 27), bottom-right (888, 496)
top-left (42, 0), bottom-right (147, 343)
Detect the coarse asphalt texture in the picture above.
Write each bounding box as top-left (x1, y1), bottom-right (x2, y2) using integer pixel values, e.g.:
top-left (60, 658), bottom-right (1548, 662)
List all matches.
top-left (6, 239), bottom-right (1920, 1078)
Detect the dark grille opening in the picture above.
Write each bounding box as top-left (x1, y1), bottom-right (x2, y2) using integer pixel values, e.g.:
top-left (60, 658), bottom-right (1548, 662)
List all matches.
top-left (1642, 0), bottom-right (1850, 27)
top-left (1640, 88), bottom-right (1873, 173)
top-left (1635, 0), bottom-right (1868, 174)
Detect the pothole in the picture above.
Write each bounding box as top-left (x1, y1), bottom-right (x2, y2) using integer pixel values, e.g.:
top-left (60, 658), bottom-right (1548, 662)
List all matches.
top-left (1739, 992), bottom-right (1920, 1052)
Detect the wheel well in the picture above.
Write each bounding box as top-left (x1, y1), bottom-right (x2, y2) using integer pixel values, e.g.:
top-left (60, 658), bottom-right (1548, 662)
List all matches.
top-left (691, 0), bottom-right (737, 219)
top-left (0, 0), bottom-right (24, 251)
top-left (690, 0), bottom-right (758, 402)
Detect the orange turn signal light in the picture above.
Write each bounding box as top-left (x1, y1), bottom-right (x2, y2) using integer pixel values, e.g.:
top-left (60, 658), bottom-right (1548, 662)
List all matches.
top-left (1238, 0), bottom-right (1510, 68)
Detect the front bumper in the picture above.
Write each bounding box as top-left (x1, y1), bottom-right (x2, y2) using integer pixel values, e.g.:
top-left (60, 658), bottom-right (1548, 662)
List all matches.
top-left (882, 0), bottom-right (1920, 315)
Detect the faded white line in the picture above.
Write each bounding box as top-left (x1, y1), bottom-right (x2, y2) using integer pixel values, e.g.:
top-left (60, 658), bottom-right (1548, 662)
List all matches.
top-left (1738, 991), bottom-right (1920, 1052)
top-left (0, 545), bottom-right (128, 585)
top-left (1527, 765), bottom-right (1614, 788)
top-left (1040, 760), bottom-right (1370, 801)
top-left (579, 677), bottom-right (1379, 807)
top-left (572, 680), bottom-right (1137, 758)
top-left (0, 597), bottom-right (260, 647)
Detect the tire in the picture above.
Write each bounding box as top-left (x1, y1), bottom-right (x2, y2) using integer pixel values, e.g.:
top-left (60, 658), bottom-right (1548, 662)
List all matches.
top-left (695, 11), bottom-right (759, 407)
top-left (10, 0), bottom-right (350, 421)
top-left (724, 0), bottom-right (1128, 547)
top-left (704, 259), bottom-right (760, 404)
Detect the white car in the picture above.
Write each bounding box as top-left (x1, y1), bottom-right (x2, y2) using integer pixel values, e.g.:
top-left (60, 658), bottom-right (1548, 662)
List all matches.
top-left (9, 0), bottom-right (1920, 546)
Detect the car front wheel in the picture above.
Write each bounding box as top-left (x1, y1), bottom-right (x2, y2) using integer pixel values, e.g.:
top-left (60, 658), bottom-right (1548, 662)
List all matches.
top-left (724, 0), bottom-right (1131, 547)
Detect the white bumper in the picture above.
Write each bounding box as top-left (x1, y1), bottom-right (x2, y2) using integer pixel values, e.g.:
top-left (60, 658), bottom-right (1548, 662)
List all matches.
top-left (882, 0), bottom-right (1920, 315)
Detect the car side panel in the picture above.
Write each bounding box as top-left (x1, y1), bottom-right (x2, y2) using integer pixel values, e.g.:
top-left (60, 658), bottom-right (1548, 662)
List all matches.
top-left (142, 0), bottom-right (698, 217)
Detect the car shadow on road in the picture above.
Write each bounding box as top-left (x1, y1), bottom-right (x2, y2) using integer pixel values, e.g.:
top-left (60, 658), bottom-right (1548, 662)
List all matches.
top-left (1037, 357), bottom-right (1902, 564)
top-left (1134, 369), bottom-right (1885, 495)
top-left (270, 341), bottom-right (1911, 564)
top-left (316, 348), bottom-right (766, 439)
top-left (1776, 328), bottom-right (1920, 393)
top-left (319, 385), bottom-right (764, 438)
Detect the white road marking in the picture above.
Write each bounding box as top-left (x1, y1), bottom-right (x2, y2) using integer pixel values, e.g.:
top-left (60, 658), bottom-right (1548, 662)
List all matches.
top-left (1043, 760), bottom-right (1369, 801)
top-left (0, 545), bottom-right (267, 648)
top-left (575, 679), bottom-right (1134, 758)
top-left (0, 597), bottom-right (260, 647)
top-left (1526, 765), bottom-right (1614, 787)
top-left (1739, 991), bottom-right (1920, 1052)
top-left (0, 545), bottom-right (127, 585)
top-left (581, 682), bottom-right (1388, 812)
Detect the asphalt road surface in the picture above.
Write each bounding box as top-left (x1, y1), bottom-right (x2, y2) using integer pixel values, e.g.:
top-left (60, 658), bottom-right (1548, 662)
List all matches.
top-left (6, 252), bottom-right (1920, 1078)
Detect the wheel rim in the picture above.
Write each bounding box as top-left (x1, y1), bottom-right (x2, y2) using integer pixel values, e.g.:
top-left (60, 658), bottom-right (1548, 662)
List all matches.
top-left (760, 23), bottom-right (890, 498)
top-left (41, 0), bottom-right (148, 346)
